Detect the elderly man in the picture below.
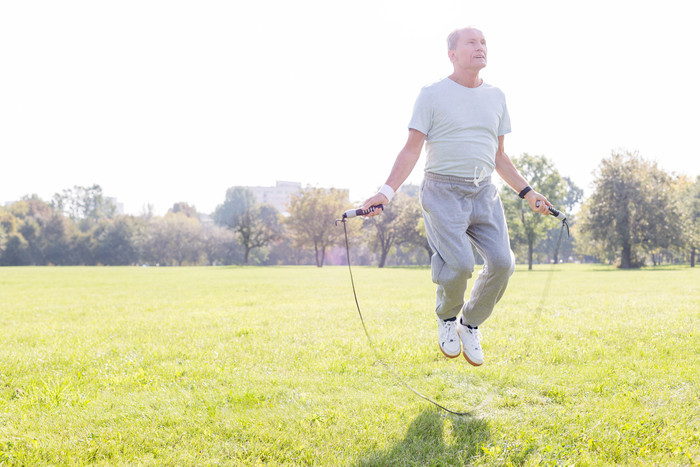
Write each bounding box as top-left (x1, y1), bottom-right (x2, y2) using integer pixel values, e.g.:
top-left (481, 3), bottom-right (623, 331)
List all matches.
top-left (361, 27), bottom-right (552, 366)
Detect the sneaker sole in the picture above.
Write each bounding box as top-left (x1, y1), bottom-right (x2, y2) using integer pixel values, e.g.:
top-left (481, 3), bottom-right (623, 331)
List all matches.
top-left (463, 352), bottom-right (483, 366)
top-left (457, 325), bottom-right (484, 366)
top-left (439, 345), bottom-right (460, 359)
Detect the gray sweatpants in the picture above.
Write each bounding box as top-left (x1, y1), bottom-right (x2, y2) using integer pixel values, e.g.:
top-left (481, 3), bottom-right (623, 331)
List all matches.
top-left (420, 172), bottom-right (515, 326)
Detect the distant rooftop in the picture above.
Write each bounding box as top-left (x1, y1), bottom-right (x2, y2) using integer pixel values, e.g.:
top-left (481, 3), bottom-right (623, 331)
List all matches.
top-left (246, 181), bottom-right (349, 215)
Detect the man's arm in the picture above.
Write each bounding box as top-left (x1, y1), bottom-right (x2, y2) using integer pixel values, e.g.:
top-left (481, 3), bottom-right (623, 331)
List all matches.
top-left (494, 135), bottom-right (551, 215)
top-left (360, 129), bottom-right (426, 216)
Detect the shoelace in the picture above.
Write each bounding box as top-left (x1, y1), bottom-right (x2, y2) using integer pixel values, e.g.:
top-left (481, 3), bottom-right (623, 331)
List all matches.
top-left (438, 320), bottom-right (459, 342)
top-left (465, 327), bottom-right (482, 350)
top-left (447, 323), bottom-right (459, 343)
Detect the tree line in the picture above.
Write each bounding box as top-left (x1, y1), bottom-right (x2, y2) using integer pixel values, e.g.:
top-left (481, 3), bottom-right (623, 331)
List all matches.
top-left (1, 151), bottom-right (698, 268)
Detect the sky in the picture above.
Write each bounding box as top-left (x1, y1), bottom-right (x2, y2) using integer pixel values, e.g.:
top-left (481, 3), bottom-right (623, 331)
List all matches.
top-left (1, 0), bottom-right (698, 215)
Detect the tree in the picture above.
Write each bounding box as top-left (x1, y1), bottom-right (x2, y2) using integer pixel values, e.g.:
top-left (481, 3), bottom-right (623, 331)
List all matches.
top-left (141, 213), bottom-right (204, 266)
top-left (200, 223), bottom-right (241, 265)
top-left (94, 216), bottom-right (140, 265)
top-left (169, 202), bottom-right (198, 218)
top-left (11, 195), bottom-right (53, 220)
top-left (393, 191), bottom-right (432, 265)
top-left (52, 184), bottom-right (116, 231)
top-left (286, 187), bottom-right (350, 267)
top-left (17, 217), bottom-right (42, 264)
top-left (3, 195), bottom-right (90, 265)
top-left (0, 224), bottom-right (5, 257)
top-left (363, 199), bottom-right (400, 268)
top-left (265, 234), bottom-right (314, 265)
top-left (0, 207), bottom-right (18, 240)
top-left (562, 176), bottom-right (584, 214)
top-left (534, 176), bottom-right (583, 264)
top-left (389, 184), bottom-right (432, 264)
top-left (364, 190), bottom-right (427, 268)
top-left (501, 154), bottom-right (569, 269)
top-left (579, 150), bottom-right (682, 268)
top-left (70, 228), bottom-right (97, 265)
top-left (0, 233), bottom-right (30, 266)
top-left (214, 187), bottom-right (281, 264)
top-left (675, 175), bottom-right (700, 267)
top-left (40, 213), bottom-right (77, 265)
top-left (8, 196), bottom-right (55, 265)
top-left (0, 207), bottom-right (16, 258)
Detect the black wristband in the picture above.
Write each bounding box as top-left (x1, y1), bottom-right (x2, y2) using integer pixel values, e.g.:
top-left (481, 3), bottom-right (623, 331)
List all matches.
top-left (518, 186), bottom-right (532, 199)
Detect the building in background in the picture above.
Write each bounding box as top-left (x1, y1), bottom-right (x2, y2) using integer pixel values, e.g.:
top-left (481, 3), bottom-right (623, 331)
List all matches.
top-left (246, 181), bottom-right (349, 216)
top-left (247, 181), bottom-right (302, 215)
top-left (106, 197), bottom-right (125, 215)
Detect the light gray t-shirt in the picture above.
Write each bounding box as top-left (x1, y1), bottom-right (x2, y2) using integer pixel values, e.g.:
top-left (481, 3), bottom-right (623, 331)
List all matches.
top-left (408, 78), bottom-right (511, 179)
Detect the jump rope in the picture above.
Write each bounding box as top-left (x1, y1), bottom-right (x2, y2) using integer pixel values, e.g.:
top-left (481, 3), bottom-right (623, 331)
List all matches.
top-left (336, 202), bottom-right (569, 416)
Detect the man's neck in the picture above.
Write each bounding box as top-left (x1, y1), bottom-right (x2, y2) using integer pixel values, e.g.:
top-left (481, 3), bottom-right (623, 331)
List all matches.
top-left (448, 71), bottom-right (483, 88)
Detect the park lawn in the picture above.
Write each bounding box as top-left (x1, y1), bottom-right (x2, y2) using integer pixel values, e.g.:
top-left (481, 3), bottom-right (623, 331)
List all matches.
top-left (0, 264), bottom-right (698, 465)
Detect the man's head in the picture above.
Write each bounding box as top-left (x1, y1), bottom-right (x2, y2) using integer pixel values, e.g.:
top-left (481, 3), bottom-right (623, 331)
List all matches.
top-left (447, 27), bottom-right (487, 72)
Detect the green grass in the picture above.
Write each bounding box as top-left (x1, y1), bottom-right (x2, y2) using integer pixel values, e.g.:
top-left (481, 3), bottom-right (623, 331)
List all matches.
top-left (0, 264), bottom-right (698, 465)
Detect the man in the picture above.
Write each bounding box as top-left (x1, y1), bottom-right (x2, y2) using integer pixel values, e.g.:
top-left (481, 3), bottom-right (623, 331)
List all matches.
top-left (361, 27), bottom-right (552, 366)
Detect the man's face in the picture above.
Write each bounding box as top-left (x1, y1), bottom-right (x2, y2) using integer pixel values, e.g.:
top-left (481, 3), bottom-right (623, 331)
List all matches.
top-left (449, 28), bottom-right (487, 71)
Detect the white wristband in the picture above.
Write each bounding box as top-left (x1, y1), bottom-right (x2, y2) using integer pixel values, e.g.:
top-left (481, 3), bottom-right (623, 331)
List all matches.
top-left (378, 184), bottom-right (395, 203)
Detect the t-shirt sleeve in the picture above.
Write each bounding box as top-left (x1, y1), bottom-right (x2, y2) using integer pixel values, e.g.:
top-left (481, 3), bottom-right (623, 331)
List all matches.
top-left (498, 97), bottom-right (512, 136)
top-left (408, 87), bottom-right (432, 136)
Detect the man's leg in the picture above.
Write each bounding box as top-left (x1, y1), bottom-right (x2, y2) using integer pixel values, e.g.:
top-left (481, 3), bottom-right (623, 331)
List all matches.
top-left (421, 175), bottom-right (479, 359)
top-left (457, 183), bottom-right (515, 366)
top-left (461, 184), bottom-right (515, 327)
top-left (420, 176), bottom-right (475, 321)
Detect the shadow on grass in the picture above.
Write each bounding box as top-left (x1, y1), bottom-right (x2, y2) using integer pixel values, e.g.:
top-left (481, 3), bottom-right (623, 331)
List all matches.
top-left (355, 408), bottom-right (490, 466)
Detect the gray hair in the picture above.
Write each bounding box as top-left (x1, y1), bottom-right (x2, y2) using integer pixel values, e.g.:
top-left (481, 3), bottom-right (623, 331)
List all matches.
top-left (447, 27), bottom-right (481, 50)
top-left (447, 29), bottom-right (461, 51)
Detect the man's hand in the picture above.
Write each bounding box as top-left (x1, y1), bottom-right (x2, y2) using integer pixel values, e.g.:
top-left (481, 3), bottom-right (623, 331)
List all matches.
top-left (524, 190), bottom-right (551, 215)
top-left (359, 193), bottom-right (388, 217)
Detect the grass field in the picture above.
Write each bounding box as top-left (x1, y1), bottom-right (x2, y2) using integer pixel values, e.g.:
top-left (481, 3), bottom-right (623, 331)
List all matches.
top-left (1, 264), bottom-right (698, 465)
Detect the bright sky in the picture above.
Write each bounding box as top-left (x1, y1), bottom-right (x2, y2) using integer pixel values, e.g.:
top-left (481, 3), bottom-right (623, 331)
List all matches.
top-left (1, 0), bottom-right (698, 215)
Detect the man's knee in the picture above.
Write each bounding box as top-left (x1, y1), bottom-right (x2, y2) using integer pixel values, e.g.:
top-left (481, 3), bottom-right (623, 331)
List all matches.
top-left (488, 250), bottom-right (515, 277)
top-left (453, 254), bottom-right (475, 278)
top-left (431, 251), bottom-right (474, 284)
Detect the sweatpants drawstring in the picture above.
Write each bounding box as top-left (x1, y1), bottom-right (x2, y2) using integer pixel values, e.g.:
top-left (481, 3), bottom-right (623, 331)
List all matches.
top-left (473, 167), bottom-right (488, 187)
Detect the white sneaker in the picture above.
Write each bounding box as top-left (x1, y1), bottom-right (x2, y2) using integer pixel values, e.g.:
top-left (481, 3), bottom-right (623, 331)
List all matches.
top-left (457, 322), bottom-right (484, 366)
top-left (437, 318), bottom-right (461, 358)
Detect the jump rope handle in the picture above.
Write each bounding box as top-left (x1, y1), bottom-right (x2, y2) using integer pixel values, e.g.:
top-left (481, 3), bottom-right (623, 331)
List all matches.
top-left (342, 204), bottom-right (384, 220)
top-left (547, 206), bottom-right (566, 221)
top-left (536, 201), bottom-right (567, 221)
